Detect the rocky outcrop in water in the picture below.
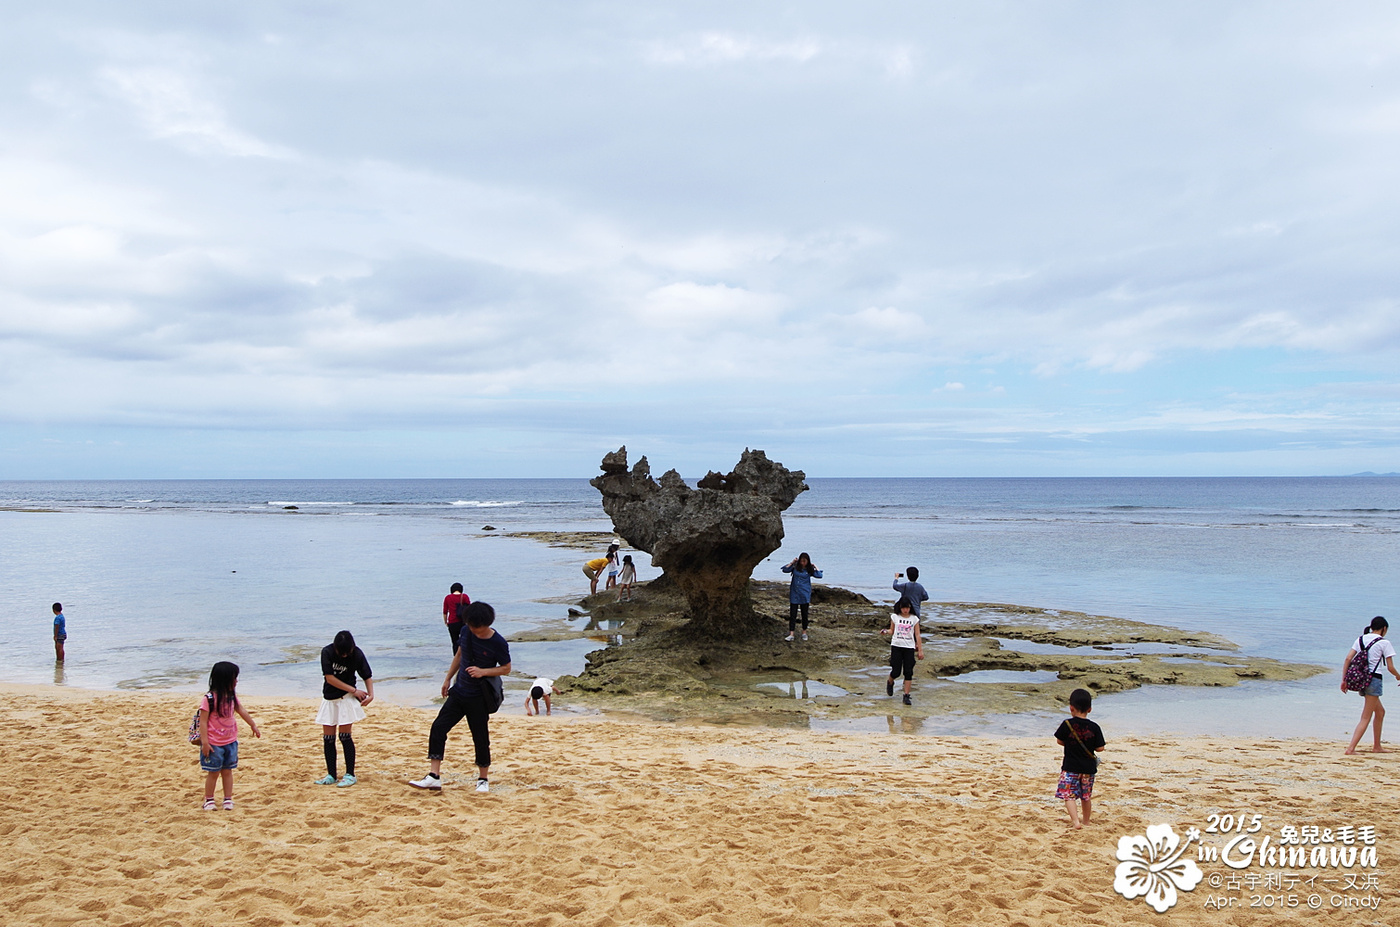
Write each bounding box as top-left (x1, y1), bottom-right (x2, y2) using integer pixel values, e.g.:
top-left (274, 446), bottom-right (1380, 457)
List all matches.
top-left (590, 446), bottom-right (807, 634)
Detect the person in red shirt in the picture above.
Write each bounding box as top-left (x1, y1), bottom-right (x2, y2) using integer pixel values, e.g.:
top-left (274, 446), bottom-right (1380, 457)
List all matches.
top-left (443, 582), bottom-right (471, 653)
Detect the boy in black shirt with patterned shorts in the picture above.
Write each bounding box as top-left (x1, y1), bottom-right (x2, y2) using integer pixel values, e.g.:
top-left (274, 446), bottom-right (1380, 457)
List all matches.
top-left (1053, 688), bottom-right (1105, 829)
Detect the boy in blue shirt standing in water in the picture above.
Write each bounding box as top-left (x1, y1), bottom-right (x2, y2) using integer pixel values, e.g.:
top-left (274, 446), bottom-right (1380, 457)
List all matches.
top-left (52, 603), bottom-right (66, 662)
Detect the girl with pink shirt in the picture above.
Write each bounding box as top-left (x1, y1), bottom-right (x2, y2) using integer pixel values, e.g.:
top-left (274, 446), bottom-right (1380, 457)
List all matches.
top-left (197, 661), bottom-right (261, 810)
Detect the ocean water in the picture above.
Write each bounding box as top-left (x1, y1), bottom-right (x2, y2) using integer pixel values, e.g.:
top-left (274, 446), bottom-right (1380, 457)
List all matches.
top-left (2, 476), bottom-right (1396, 739)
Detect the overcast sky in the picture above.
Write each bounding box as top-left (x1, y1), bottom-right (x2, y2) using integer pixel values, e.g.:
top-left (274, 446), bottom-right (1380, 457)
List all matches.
top-left (3, 2), bottom-right (1399, 478)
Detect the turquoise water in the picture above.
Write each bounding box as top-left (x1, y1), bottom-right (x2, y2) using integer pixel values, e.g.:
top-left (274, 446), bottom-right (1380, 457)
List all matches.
top-left (2, 476), bottom-right (1395, 737)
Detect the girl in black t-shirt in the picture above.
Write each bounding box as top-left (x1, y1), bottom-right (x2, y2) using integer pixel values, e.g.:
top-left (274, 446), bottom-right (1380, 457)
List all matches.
top-left (315, 630), bottom-right (374, 787)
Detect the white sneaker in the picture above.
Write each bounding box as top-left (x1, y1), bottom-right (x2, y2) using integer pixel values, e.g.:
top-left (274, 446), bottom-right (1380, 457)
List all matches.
top-left (784, 633), bottom-right (795, 642)
top-left (801, 631), bottom-right (808, 641)
top-left (409, 773), bottom-right (442, 790)
top-left (475, 778), bottom-right (490, 793)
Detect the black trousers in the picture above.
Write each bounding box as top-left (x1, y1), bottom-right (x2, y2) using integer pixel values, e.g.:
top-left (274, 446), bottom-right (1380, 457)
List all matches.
top-left (788, 602), bottom-right (810, 631)
top-left (427, 689), bottom-right (491, 769)
top-left (890, 646), bottom-right (917, 680)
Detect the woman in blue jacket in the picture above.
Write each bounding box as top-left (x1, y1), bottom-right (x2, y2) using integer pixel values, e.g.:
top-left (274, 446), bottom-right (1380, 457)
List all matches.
top-left (781, 552), bottom-right (822, 642)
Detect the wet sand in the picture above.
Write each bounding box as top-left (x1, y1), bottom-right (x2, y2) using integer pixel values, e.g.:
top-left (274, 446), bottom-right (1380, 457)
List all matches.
top-left (0, 682), bottom-right (1391, 926)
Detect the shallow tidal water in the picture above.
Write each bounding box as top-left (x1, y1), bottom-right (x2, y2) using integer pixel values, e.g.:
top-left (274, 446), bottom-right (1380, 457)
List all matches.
top-left (2, 476), bottom-right (1395, 740)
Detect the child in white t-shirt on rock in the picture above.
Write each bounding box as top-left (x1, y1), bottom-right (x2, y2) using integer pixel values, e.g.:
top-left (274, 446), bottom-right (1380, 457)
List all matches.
top-left (604, 546), bottom-right (620, 591)
top-left (880, 597), bottom-right (924, 705)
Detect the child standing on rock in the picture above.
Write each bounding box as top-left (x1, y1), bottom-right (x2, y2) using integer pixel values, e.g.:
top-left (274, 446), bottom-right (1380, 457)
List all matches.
top-left (604, 544), bottom-right (621, 591)
top-left (781, 552), bottom-right (822, 642)
top-left (880, 597), bottom-right (924, 705)
top-left (892, 567), bottom-right (929, 617)
top-left (617, 555), bottom-right (637, 601)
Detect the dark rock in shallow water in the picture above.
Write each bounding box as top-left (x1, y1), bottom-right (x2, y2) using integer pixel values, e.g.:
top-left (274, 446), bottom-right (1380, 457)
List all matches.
top-left (482, 525), bottom-right (495, 531)
top-left (591, 446), bottom-right (807, 635)
top-left (566, 582), bottom-right (1330, 724)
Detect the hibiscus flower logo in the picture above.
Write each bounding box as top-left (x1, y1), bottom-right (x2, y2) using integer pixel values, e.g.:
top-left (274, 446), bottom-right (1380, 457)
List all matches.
top-left (1113, 824), bottom-right (1204, 913)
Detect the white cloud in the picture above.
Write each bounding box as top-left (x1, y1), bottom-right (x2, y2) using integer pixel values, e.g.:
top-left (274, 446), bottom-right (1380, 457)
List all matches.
top-left (99, 66), bottom-right (294, 160)
top-left (635, 281), bottom-right (783, 330)
top-left (820, 306), bottom-right (927, 352)
top-left (644, 30), bottom-right (914, 78)
top-left (850, 306), bottom-right (922, 334)
top-left (646, 32), bottom-right (824, 66)
top-left (4, 3), bottom-right (1400, 474)
top-left (0, 156), bottom-right (179, 235)
top-left (0, 291), bottom-right (143, 341)
top-left (1227, 302), bottom-right (1400, 354)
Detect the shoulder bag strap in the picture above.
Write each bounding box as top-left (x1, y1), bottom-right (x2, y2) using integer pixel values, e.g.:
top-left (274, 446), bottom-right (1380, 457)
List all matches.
top-left (1066, 720), bottom-right (1099, 764)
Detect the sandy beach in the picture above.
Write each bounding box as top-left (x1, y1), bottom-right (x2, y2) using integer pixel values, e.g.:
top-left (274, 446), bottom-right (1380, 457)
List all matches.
top-left (0, 682), bottom-right (1391, 926)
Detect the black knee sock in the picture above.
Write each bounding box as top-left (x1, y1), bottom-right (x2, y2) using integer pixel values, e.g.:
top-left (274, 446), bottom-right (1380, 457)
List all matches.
top-left (339, 732), bottom-right (356, 775)
top-left (323, 734), bottom-right (337, 777)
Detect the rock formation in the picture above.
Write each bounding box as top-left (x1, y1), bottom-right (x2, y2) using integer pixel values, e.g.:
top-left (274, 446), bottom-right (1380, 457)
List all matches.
top-left (591, 447), bottom-right (808, 634)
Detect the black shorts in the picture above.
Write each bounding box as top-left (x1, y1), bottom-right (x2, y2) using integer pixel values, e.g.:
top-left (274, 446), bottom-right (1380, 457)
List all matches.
top-left (890, 646), bottom-right (916, 680)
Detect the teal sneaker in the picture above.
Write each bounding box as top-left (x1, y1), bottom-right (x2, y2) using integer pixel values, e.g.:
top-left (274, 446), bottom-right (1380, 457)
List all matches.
top-left (336, 774), bottom-right (357, 788)
top-left (314, 774), bottom-right (336, 785)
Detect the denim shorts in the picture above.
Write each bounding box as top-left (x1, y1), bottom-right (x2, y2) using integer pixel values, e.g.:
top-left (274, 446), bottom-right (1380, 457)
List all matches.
top-left (200, 741), bottom-right (239, 772)
top-left (1365, 675), bottom-right (1383, 697)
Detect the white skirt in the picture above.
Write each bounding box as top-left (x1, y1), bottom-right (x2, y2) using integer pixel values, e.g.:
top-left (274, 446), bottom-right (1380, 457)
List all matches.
top-left (316, 696), bottom-right (367, 726)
